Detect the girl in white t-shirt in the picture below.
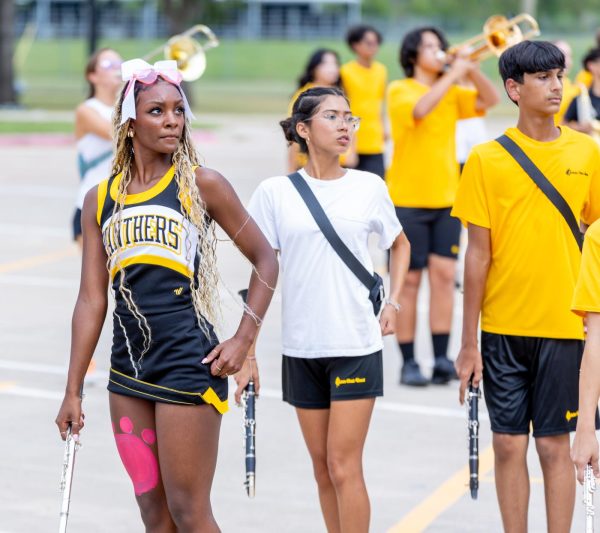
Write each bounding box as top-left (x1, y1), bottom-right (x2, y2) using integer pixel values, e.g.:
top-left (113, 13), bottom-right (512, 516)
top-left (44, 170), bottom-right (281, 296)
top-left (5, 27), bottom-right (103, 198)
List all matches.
top-left (73, 48), bottom-right (122, 245)
top-left (241, 87), bottom-right (410, 532)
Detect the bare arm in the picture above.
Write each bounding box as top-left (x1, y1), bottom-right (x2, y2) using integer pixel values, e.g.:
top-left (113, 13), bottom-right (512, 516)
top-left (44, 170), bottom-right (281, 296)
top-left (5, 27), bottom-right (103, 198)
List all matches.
top-left (55, 187), bottom-right (109, 439)
top-left (572, 312), bottom-right (600, 482)
top-left (467, 68), bottom-right (501, 111)
top-left (455, 223), bottom-right (491, 404)
top-left (75, 104), bottom-right (112, 140)
top-left (380, 231), bottom-right (411, 335)
top-left (195, 167), bottom-right (279, 377)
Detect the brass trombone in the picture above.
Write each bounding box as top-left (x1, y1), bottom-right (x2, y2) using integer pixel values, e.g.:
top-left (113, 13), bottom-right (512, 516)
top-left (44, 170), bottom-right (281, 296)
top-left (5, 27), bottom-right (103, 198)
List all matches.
top-left (143, 25), bottom-right (219, 81)
top-left (438, 13), bottom-right (540, 63)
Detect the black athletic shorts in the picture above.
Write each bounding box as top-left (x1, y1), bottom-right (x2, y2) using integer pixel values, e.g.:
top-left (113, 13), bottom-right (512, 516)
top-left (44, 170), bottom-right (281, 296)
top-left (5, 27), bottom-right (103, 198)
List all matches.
top-left (282, 351), bottom-right (383, 409)
top-left (72, 208), bottom-right (82, 240)
top-left (354, 153), bottom-right (385, 179)
top-left (394, 207), bottom-right (461, 270)
top-left (481, 331), bottom-right (598, 438)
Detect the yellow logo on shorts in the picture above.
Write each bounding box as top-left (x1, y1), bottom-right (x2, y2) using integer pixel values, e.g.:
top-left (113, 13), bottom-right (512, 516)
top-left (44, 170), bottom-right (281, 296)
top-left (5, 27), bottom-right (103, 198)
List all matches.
top-left (565, 410), bottom-right (579, 422)
top-left (335, 376), bottom-right (366, 388)
top-left (173, 286), bottom-right (183, 296)
top-left (451, 244), bottom-right (460, 255)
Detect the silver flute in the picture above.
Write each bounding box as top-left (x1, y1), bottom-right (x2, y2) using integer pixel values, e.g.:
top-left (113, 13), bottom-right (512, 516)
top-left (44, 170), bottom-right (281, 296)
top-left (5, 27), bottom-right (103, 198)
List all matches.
top-left (241, 380), bottom-right (256, 498)
top-left (584, 463), bottom-right (596, 533)
top-left (58, 426), bottom-right (81, 533)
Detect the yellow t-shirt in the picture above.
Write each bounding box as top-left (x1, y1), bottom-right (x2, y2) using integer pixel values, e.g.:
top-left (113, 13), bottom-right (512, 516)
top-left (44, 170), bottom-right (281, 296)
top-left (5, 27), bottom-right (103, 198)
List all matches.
top-left (555, 77), bottom-right (581, 125)
top-left (386, 78), bottom-right (482, 208)
top-left (452, 126), bottom-right (600, 339)
top-left (576, 69), bottom-right (593, 89)
top-left (340, 60), bottom-right (387, 154)
top-left (572, 219), bottom-right (600, 316)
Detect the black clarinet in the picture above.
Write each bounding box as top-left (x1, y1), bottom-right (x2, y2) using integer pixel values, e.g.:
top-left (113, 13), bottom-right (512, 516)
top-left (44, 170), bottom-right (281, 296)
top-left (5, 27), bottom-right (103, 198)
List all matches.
top-left (238, 288), bottom-right (256, 498)
top-left (242, 380), bottom-right (256, 498)
top-left (466, 381), bottom-right (481, 500)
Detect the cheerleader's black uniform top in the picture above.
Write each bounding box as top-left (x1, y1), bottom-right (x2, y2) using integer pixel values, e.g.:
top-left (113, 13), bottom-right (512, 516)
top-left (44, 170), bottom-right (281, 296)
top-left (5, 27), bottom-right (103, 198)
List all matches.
top-left (96, 164), bottom-right (228, 413)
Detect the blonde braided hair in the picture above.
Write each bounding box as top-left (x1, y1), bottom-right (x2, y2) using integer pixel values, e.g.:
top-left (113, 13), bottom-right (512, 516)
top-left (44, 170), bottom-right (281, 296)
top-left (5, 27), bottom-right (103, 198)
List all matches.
top-left (105, 79), bottom-right (220, 376)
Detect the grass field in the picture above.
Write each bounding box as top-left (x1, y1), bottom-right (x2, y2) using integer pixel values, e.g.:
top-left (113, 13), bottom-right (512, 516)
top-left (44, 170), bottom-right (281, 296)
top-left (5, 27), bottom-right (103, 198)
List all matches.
top-left (11, 33), bottom-right (600, 118)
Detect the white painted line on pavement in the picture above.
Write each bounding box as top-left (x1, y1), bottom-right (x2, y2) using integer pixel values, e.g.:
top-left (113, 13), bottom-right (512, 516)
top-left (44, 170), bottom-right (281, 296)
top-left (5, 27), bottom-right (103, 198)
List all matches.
top-left (0, 184), bottom-right (73, 199)
top-left (0, 359), bottom-right (486, 419)
top-left (0, 223), bottom-right (68, 238)
top-left (0, 275), bottom-right (78, 288)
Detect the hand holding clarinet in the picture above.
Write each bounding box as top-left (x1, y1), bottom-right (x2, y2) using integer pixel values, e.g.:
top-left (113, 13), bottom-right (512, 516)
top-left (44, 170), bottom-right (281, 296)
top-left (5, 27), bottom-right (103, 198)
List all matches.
top-left (55, 386), bottom-right (85, 532)
top-left (466, 379), bottom-right (481, 500)
top-left (572, 425), bottom-right (600, 532)
top-left (235, 288), bottom-right (260, 498)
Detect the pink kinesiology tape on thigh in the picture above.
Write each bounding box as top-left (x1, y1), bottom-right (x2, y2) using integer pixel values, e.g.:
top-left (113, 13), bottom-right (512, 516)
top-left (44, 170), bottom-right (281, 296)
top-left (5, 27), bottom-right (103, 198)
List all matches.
top-left (113, 416), bottom-right (159, 495)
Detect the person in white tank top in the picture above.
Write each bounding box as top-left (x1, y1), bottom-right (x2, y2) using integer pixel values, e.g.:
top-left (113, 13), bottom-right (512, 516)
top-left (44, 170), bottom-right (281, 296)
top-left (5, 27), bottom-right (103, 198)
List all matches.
top-left (73, 48), bottom-right (122, 245)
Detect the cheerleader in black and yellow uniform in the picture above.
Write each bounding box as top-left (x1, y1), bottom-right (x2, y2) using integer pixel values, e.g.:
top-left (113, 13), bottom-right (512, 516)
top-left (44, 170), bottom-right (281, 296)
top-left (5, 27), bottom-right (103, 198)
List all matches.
top-left (55, 59), bottom-right (278, 531)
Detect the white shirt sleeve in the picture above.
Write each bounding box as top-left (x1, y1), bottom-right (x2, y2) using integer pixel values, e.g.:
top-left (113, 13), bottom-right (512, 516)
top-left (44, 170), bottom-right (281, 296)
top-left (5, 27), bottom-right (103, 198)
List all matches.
top-left (247, 181), bottom-right (281, 250)
top-left (370, 179), bottom-right (402, 250)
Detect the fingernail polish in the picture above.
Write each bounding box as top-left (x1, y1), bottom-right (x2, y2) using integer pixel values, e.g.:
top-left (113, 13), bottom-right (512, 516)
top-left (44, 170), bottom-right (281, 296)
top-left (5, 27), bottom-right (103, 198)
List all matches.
top-left (202, 358), bottom-right (208, 364)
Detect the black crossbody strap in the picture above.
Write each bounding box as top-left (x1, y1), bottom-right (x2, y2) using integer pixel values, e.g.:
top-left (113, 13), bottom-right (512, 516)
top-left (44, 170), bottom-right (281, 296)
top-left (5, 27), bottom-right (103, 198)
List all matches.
top-left (287, 172), bottom-right (378, 291)
top-left (496, 135), bottom-right (583, 251)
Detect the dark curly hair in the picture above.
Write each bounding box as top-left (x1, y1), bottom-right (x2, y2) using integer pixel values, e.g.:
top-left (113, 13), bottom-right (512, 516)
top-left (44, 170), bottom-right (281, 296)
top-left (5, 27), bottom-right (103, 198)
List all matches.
top-left (280, 86), bottom-right (348, 153)
top-left (400, 27), bottom-right (448, 78)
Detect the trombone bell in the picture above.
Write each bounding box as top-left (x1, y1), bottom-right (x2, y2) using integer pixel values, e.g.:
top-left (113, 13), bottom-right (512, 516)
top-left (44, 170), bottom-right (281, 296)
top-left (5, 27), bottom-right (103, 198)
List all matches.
top-left (442, 13), bottom-right (540, 63)
top-left (145, 24), bottom-right (219, 82)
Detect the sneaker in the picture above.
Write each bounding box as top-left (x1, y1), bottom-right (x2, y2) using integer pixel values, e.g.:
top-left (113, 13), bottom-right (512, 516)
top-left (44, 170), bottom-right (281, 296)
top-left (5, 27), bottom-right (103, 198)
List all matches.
top-left (431, 357), bottom-right (458, 385)
top-left (400, 360), bottom-right (429, 387)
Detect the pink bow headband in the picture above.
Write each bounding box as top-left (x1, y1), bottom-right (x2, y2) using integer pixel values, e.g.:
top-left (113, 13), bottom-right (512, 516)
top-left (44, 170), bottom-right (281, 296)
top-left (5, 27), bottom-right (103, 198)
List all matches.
top-left (119, 59), bottom-right (196, 125)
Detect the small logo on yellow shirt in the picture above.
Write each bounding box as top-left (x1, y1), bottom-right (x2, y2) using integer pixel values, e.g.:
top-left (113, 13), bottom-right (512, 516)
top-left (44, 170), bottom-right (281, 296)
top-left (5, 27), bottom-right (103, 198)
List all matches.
top-left (173, 286), bottom-right (183, 296)
top-left (565, 410), bottom-right (579, 422)
top-left (335, 376), bottom-right (367, 388)
top-left (566, 168), bottom-right (589, 177)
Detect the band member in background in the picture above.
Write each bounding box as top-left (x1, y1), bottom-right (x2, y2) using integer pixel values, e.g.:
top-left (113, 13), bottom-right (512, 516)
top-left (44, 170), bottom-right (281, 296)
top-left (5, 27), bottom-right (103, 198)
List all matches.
top-left (287, 49), bottom-right (342, 172)
top-left (340, 24), bottom-right (387, 178)
top-left (244, 87), bottom-right (410, 533)
top-left (575, 28), bottom-right (600, 88)
top-left (571, 218), bottom-right (600, 484)
top-left (553, 40), bottom-right (579, 125)
top-left (453, 41), bottom-right (600, 533)
top-left (564, 47), bottom-right (600, 138)
top-left (55, 59), bottom-right (278, 531)
top-left (74, 48), bottom-right (122, 379)
top-left (386, 26), bottom-right (499, 386)
top-left (73, 48), bottom-right (122, 246)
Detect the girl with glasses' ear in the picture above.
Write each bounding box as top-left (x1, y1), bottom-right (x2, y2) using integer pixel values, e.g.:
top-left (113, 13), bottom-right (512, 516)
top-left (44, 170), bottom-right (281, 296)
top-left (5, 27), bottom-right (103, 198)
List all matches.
top-left (243, 86), bottom-right (411, 533)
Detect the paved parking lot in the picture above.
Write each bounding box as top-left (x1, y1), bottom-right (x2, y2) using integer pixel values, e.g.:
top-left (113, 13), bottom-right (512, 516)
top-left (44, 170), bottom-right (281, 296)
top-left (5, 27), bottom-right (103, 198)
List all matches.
top-left (0, 112), bottom-right (592, 532)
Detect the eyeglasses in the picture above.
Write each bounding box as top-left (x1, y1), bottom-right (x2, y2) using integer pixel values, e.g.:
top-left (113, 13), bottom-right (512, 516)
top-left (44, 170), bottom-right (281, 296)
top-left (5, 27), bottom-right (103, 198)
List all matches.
top-left (318, 112), bottom-right (361, 130)
top-left (98, 59), bottom-right (123, 71)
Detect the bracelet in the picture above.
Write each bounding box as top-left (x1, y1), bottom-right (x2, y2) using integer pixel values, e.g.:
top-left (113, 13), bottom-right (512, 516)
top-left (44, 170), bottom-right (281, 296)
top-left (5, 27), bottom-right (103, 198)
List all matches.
top-left (385, 299), bottom-right (402, 312)
top-left (246, 356), bottom-right (256, 360)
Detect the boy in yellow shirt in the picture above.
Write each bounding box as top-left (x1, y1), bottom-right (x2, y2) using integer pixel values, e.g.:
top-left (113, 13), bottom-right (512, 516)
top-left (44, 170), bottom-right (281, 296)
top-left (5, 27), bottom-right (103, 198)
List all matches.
top-left (341, 25), bottom-right (387, 178)
top-left (387, 26), bottom-right (499, 386)
top-left (571, 219), bottom-right (600, 485)
top-left (453, 41), bottom-right (600, 532)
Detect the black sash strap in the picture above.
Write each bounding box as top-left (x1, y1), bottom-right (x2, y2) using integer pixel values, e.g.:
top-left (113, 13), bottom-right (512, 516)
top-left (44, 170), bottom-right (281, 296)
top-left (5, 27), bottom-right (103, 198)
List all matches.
top-left (287, 172), bottom-right (379, 292)
top-left (495, 134), bottom-right (583, 251)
